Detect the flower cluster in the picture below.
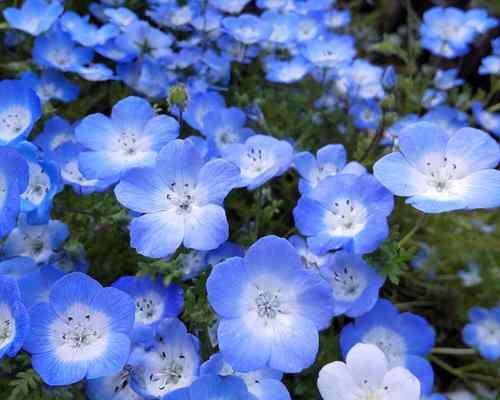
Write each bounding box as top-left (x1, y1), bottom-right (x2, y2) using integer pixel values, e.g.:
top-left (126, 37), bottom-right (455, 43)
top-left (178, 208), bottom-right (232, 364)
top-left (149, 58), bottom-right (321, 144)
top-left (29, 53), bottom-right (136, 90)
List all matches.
top-left (0, 0), bottom-right (499, 399)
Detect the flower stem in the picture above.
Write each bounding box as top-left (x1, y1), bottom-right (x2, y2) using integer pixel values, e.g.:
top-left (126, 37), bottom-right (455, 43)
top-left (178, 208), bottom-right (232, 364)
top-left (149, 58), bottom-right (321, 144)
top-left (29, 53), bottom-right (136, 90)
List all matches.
top-left (398, 213), bottom-right (426, 248)
top-left (431, 347), bottom-right (476, 356)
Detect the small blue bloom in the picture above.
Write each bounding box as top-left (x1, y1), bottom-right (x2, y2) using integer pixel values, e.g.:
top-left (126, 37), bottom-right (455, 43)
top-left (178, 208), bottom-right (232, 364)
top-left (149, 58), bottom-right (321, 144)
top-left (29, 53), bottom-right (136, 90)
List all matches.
top-left (320, 251), bottom-right (384, 318)
top-left (479, 54), bottom-right (500, 75)
top-left (288, 235), bottom-right (333, 273)
top-left (0, 276), bottom-right (30, 359)
top-left (104, 7), bottom-right (138, 31)
top-left (335, 59), bottom-right (385, 100)
top-left (374, 122), bottom-right (500, 213)
top-left (264, 56), bottom-right (311, 84)
top-left (210, 0), bottom-right (252, 14)
top-left (18, 265), bottom-right (65, 308)
top-left (301, 34), bottom-right (356, 69)
top-left (165, 375), bottom-right (249, 400)
top-left (463, 307), bottom-right (500, 361)
top-left (3, 0), bottom-right (63, 36)
top-left (433, 69), bottom-right (464, 91)
top-left (34, 116), bottom-right (76, 157)
top-left (115, 139), bottom-right (240, 258)
top-left (60, 11), bottom-right (119, 47)
top-left (76, 96), bottom-right (179, 181)
top-left (20, 70), bottom-right (80, 104)
top-left (76, 63), bottom-right (115, 81)
top-left (4, 215), bottom-right (69, 264)
top-left (464, 9), bottom-right (498, 34)
top-left (112, 276), bottom-right (183, 344)
top-left (261, 11), bottom-right (298, 45)
top-left (382, 65), bottom-right (396, 89)
top-left (184, 91), bottom-right (226, 132)
top-left (23, 272), bottom-right (135, 385)
top-left (0, 80), bottom-right (42, 145)
top-left (457, 262), bottom-right (482, 287)
top-left (340, 299), bottom-right (436, 394)
top-left (179, 250), bottom-right (209, 281)
top-left (222, 134), bottom-right (293, 190)
top-left (349, 100), bottom-right (382, 130)
top-left (421, 89), bottom-right (447, 109)
top-left (294, 144), bottom-right (366, 195)
top-left (201, 352), bottom-right (291, 400)
top-left (33, 26), bottom-right (95, 72)
top-left (207, 235), bottom-right (334, 373)
top-left (294, 173), bottom-right (394, 254)
top-left (0, 147), bottom-right (29, 236)
top-left (471, 101), bottom-right (500, 137)
top-left (86, 368), bottom-right (143, 400)
top-left (324, 9), bottom-right (351, 29)
top-left (222, 14), bottom-right (272, 45)
top-left (129, 318), bottom-right (200, 397)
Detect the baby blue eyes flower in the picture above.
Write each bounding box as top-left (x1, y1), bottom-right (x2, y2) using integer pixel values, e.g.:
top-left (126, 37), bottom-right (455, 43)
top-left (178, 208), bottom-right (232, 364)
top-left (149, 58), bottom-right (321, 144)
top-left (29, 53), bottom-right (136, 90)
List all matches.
top-left (373, 122), bottom-right (500, 213)
top-left (86, 368), bottom-right (143, 400)
top-left (0, 80), bottom-right (42, 145)
top-left (112, 276), bottom-right (183, 343)
top-left (114, 139), bottom-right (240, 258)
top-left (349, 100), bottom-right (382, 130)
top-left (288, 234), bottom-right (333, 272)
top-left (222, 14), bottom-right (272, 45)
top-left (3, 0), bottom-right (63, 36)
top-left (462, 307), bottom-right (500, 361)
top-left (471, 101), bottom-right (500, 137)
top-left (433, 69), bottom-right (464, 91)
top-left (264, 56), bottom-right (312, 84)
top-left (166, 375), bottom-right (250, 400)
top-left (76, 96), bottom-right (179, 182)
top-left (320, 251), bottom-right (384, 318)
top-left (301, 34), bottom-right (356, 69)
top-left (20, 70), bottom-right (80, 104)
top-left (128, 318), bottom-right (200, 397)
top-left (207, 235), bottom-right (334, 373)
top-left (340, 299), bottom-right (436, 395)
top-left (23, 272), bottom-right (135, 386)
top-left (294, 144), bottom-right (366, 195)
top-left (318, 343), bottom-right (421, 400)
top-left (0, 276), bottom-right (30, 359)
top-left (293, 173), bottom-right (394, 255)
top-left (60, 11), bottom-right (119, 47)
top-left (222, 134), bottom-right (293, 190)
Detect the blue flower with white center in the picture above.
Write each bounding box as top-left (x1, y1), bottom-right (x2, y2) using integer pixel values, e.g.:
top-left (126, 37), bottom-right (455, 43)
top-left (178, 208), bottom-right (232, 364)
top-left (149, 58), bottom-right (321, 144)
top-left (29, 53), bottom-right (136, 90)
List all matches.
top-left (201, 107), bottom-right (254, 156)
top-left (261, 11), bottom-right (298, 45)
top-left (206, 241), bottom-right (245, 267)
top-left (256, 0), bottom-right (287, 10)
top-left (191, 7), bottom-right (223, 32)
top-left (222, 134), bottom-right (293, 190)
top-left (115, 139), bottom-right (240, 258)
top-left (421, 106), bottom-right (468, 136)
top-left (222, 14), bottom-right (272, 45)
top-left (179, 250), bottom-right (209, 281)
top-left (33, 26), bottom-right (95, 72)
top-left (0, 276), bottom-right (29, 359)
top-left (129, 318), bottom-right (200, 398)
top-left (60, 11), bottom-right (119, 47)
top-left (463, 307), bottom-right (500, 361)
top-left (421, 89), bottom-right (447, 109)
top-left (17, 265), bottom-right (65, 309)
top-left (23, 272), bottom-right (135, 385)
top-left (76, 96), bottom-right (179, 182)
top-left (320, 251), bottom-right (384, 318)
top-left (433, 69), bottom-right (464, 91)
top-left (54, 143), bottom-right (115, 195)
top-left (335, 59), bottom-right (385, 101)
top-left (87, 367), bottom-right (143, 400)
top-left (471, 101), bottom-right (500, 137)
top-left (207, 235), bottom-right (335, 373)
top-left (3, 0), bottom-right (63, 36)
top-left (165, 375), bottom-right (250, 400)
top-left (295, 13), bottom-right (325, 43)
top-left (350, 100), bottom-right (382, 130)
top-left (420, 7), bottom-right (476, 58)
top-left (457, 262), bottom-right (481, 287)
top-left (0, 147), bottom-right (29, 237)
top-left (184, 91), bottom-right (225, 132)
top-left (324, 9), bottom-right (351, 29)
top-left (0, 80), bottom-right (41, 145)
top-left (210, 0), bottom-right (252, 14)
top-left (288, 235), bottom-right (332, 273)
top-left (34, 116), bottom-right (76, 157)
top-left (464, 9), bottom-right (498, 35)
top-left (340, 299), bottom-right (436, 395)
top-left (301, 34), bottom-right (356, 70)
top-left (4, 215), bottom-right (69, 264)
top-left (20, 70), bottom-right (80, 105)
top-left (201, 352), bottom-right (291, 400)
top-left (264, 56), bottom-right (311, 84)
top-left (479, 54), bottom-right (500, 75)
top-left (112, 276), bottom-right (183, 344)
top-left (75, 63), bottom-right (114, 81)
top-left (374, 122), bottom-right (500, 213)
top-left (293, 173), bottom-right (394, 255)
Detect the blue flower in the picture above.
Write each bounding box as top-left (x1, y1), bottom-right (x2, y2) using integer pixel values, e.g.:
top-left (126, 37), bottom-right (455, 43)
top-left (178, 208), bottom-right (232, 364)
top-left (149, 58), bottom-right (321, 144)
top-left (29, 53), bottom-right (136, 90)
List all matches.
top-left (18, 265), bottom-right (65, 309)
top-left (112, 276), bottom-right (183, 344)
top-left (23, 272), bottom-right (135, 385)
top-left (420, 7), bottom-right (476, 58)
top-left (261, 11), bottom-right (298, 45)
top-left (464, 9), bottom-right (498, 34)
top-left (433, 69), bottom-right (464, 91)
top-left (382, 65), bottom-right (396, 89)
top-left (201, 352), bottom-right (291, 400)
top-left (34, 116), bottom-right (76, 157)
top-left (179, 250), bottom-right (209, 281)
top-left (0, 276), bottom-right (30, 359)
top-left (0, 80), bottom-right (41, 145)
top-left (479, 54), bottom-right (500, 75)
top-left (301, 34), bottom-right (356, 69)
top-left (184, 91), bottom-right (226, 132)
top-left (0, 257), bottom-right (38, 281)
top-left (294, 144), bottom-right (366, 195)
top-left (335, 59), bottom-right (385, 100)
top-left (86, 368), bottom-right (143, 400)
top-left (20, 70), bottom-right (80, 104)
top-left (324, 9), bottom-right (351, 29)
top-left (288, 235), bottom-right (332, 272)
top-left (264, 56), bottom-right (311, 84)
top-left (75, 63), bottom-right (115, 81)
top-left (104, 7), bottom-right (138, 31)
top-left (201, 107), bottom-right (254, 156)
top-left (115, 139), bottom-right (240, 258)
top-left (463, 307), bottom-right (500, 361)
top-left (222, 134), bottom-right (293, 190)
top-left (76, 96), bottom-right (179, 182)
top-left (210, 0), bottom-right (252, 14)
top-left (0, 147), bottom-right (29, 237)
top-left (471, 101), bottom-right (500, 137)
top-left (165, 375), bottom-right (250, 400)
top-left (421, 106), bottom-right (468, 136)
top-left (207, 235), bottom-right (334, 373)
top-left (293, 173), bottom-right (394, 254)
top-left (222, 14), bottom-right (272, 45)
top-left (128, 318), bottom-right (200, 397)
top-left (421, 89), bottom-right (447, 109)
top-left (340, 299), bottom-right (436, 394)
top-left (60, 11), bottom-right (119, 47)
top-left (374, 122), bottom-right (500, 213)
top-left (3, 0), bottom-right (63, 36)
top-left (320, 251), bottom-right (384, 318)
top-left (4, 215), bottom-right (69, 264)
top-left (349, 100), bottom-right (382, 130)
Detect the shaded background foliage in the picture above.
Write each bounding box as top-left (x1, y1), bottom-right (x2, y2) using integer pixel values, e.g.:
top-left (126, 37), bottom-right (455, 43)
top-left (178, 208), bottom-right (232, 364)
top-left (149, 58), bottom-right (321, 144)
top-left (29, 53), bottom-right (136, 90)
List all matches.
top-left (0, 0), bottom-right (499, 398)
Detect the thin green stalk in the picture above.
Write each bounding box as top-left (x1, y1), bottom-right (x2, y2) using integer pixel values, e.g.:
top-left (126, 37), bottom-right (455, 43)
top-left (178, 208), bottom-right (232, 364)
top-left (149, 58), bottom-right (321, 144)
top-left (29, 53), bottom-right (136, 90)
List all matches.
top-left (398, 213), bottom-right (426, 248)
top-left (431, 347), bottom-right (476, 356)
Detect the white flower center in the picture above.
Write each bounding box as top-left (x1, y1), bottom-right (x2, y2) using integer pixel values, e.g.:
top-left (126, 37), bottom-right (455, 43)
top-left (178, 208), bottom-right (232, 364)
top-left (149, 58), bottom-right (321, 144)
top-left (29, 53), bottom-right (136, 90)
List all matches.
top-left (0, 106), bottom-right (31, 141)
top-left (22, 162), bottom-right (51, 206)
top-left (150, 360), bottom-right (184, 390)
top-left (0, 304), bottom-right (14, 349)
top-left (363, 327), bottom-right (407, 367)
top-left (166, 181), bottom-right (195, 214)
top-left (135, 294), bottom-right (164, 324)
top-left (327, 199), bottom-right (367, 236)
top-left (477, 319), bottom-right (500, 346)
top-left (255, 290), bottom-right (281, 319)
top-left (242, 146), bottom-right (272, 179)
top-left (331, 265), bottom-right (367, 301)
